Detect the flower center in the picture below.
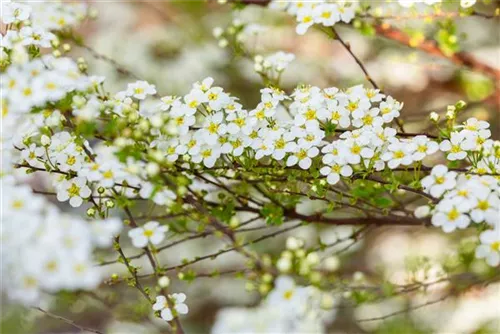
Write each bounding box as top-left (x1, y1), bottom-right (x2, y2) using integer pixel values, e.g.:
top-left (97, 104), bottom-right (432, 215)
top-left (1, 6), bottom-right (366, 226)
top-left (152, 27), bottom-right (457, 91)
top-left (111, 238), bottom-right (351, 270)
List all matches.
top-left (491, 242), bottom-right (500, 252)
top-left (477, 200), bottom-right (489, 211)
top-left (283, 290), bottom-right (294, 300)
top-left (435, 176), bottom-right (445, 184)
top-left (447, 208), bottom-right (459, 221)
top-left (68, 183), bottom-right (81, 197)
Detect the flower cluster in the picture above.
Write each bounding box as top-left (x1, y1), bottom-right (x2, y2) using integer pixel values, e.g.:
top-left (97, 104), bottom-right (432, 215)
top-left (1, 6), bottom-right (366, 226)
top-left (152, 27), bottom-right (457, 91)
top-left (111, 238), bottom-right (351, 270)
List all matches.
top-left (212, 276), bottom-right (337, 333)
top-left (269, 0), bottom-right (356, 35)
top-left (1, 177), bottom-right (122, 305)
top-left (149, 80), bottom-right (408, 178)
top-left (417, 165), bottom-right (499, 265)
top-left (2, 55), bottom-right (97, 114)
top-left (1, 1), bottom-right (88, 55)
top-left (254, 52), bottom-right (295, 82)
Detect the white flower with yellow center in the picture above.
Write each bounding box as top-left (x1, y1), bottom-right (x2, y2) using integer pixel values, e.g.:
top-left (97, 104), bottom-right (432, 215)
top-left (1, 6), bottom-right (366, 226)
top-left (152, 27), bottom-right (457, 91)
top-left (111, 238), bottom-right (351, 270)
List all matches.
top-left (320, 163), bottom-right (353, 185)
top-left (266, 276), bottom-right (309, 314)
top-left (421, 165), bottom-right (457, 198)
top-left (206, 86), bottom-right (230, 111)
top-left (312, 3), bottom-right (340, 26)
top-left (440, 132), bottom-right (467, 161)
top-left (198, 112), bottom-right (227, 145)
top-left (411, 135), bottom-right (439, 161)
top-left (126, 80), bottom-right (156, 100)
top-left (286, 145), bottom-right (319, 170)
top-left (476, 228), bottom-right (500, 266)
top-left (470, 191), bottom-right (500, 226)
top-left (431, 199), bottom-right (471, 233)
top-left (381, 140), bottom-right (416, 169)
top-left (56, 177), bottom-right (91, 207)
top-left (128, 221), bottom-right (168, 248)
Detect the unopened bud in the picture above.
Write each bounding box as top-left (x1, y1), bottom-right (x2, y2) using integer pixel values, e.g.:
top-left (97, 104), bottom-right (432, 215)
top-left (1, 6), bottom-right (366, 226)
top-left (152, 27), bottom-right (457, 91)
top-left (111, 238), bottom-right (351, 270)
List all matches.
top-left (158, 276), bottom-right (170, 288)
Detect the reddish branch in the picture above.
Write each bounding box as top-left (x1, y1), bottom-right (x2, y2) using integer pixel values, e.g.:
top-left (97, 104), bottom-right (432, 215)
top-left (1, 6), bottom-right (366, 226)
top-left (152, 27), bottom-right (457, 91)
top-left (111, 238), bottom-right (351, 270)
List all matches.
top-left (237, 0), bottom-right (500, 81)
top-left (373, 24), bottom-right (500, 81)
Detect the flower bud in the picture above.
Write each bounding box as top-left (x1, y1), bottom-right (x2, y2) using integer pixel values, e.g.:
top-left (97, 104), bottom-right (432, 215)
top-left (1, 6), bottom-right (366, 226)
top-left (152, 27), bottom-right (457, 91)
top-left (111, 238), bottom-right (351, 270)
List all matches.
top-left (320, 293), bottom-right (336, 309)
top-left (146, 162), bottom-right (160, 176)
top-left (212, 27), bottom-right (224, 38)
top-left (158, 276), bottom-right (170, 288)
top-left (86, 208), bottom-right (96, 217)
top-left (306, 252), bottom-right (320, 266)
top-left (429, 112), bottom-right (440, 122)
top-left (414, 205), bottom-right (431, 218)
top-left (324, 256), bottom-right (340, 272)
top-left (41, 135), bottom-right (51, 146)
top-left (229, 216), bottom-right (239, 228)
top-left (218, 39), bottom-right (228, 48)
top-left (276, 257), bottom-right (292, 273)
top-left (286, 236), bottom-right (303, 251)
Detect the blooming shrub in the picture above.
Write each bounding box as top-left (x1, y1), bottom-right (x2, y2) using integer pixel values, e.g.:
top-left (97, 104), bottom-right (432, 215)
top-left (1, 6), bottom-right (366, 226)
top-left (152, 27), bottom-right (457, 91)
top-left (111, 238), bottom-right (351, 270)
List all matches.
top-left (1, 0), bottom-right (499, 333)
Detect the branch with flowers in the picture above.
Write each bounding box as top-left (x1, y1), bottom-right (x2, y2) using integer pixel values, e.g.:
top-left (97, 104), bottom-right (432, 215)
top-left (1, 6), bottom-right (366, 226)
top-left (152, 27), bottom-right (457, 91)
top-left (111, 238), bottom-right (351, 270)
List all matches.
top-left (2, 0), bottom-right (500, 333)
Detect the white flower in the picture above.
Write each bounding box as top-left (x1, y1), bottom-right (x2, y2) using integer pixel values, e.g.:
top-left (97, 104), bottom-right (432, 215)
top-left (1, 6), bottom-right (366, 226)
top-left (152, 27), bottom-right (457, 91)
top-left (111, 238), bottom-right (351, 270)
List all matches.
top-left (184, 88), bottom-right (208, 109)
top-left (431, 199), bottom-right (471, 233)
top-left (378, 96), bottom-right (401, 123)
top-left (89, 218), bottom-right (123, 248)
top-left (126, 81), bottom-right (156, 100)
top-left (421, 165), bottom-right (457, 198)
top-left (337, 1), bottom-right (356, 23)
top-left (56, 177), bottom-right (91, 207)
top-left (440, 132), bottom-right (467, 161)
top-left (381, 140), bottom-right (415, 169)
top-left (320, 163), bottom-right (353, 185)
top-left (313, 4), bottom-right (340, 27)
top-left (206, 87), bottom-right (231, 111)
top-left (286, 146), bottom-right (319, 170)
top-left (153, 293), bottom-right (189, 321)
top-left (19, 26), bottom-right (54, 48)
top-left (266, 276), bottom-right (309, 314)
top-left (2, 2), bottom-right (31, 24)
top-left (470, 191), bottom-right (500, 226)
top-left (197, 112), bottom-right (227, 145)
top-left (411, 135), bottom-right (439, 161)
top-left (128, 221), bottom-right (168, 248)
top-left (20, 143), bottom-right (45, 167)
top-left (296, 8), bottom-right (315, 35)
top-left (460, 0), bottom-right (477, 8)
top-left (476, 228), bottom-right (500, 266)
top-left (191, 145), bottom-right (221, 168)
top-left (341, 138), bottom-right (373, 165)
top-left (2, 184), bottom-right (44, 218)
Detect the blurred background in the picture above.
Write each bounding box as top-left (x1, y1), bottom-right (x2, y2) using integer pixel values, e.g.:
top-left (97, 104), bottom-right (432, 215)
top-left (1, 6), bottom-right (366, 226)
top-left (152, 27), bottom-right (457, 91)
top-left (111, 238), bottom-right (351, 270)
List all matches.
top-left (2, 1), bottom-right (499, 333)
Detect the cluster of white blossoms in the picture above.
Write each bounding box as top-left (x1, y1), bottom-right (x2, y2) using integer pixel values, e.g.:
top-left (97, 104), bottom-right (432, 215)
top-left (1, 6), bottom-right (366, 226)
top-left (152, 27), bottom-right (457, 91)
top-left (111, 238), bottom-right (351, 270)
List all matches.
top-left (212, 17), bottom-right (267, 49)
top-left (2, 55), bottom-right (98, 114)
top-left (253, 52), bottom-right (295, 82)
top-left (417, 165), bottom-right (500, 265)
top-left (212, 276), bottom-right (337, 333)
top-left (1, 1), bottom-right (88, 55)
top-left (1, 177), bottom-right (122, 305)
top-left (153, 293), bottom-right (189, 322)
top-left (268, 0), bottom-right (356, 35)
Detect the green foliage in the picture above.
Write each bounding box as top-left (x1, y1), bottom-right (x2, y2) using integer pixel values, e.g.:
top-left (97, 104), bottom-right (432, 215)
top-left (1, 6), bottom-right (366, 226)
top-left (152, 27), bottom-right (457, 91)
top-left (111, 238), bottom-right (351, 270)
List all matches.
top-left (261, 203), bottom-right (284, 226)
top-left (435, 20), bottom-right (459, 56)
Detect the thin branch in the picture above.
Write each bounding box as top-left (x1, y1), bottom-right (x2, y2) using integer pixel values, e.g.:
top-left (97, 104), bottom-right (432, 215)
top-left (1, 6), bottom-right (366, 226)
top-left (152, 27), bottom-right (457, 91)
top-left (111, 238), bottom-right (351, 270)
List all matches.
top-left (32, 307), bottom-right (104, 334)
